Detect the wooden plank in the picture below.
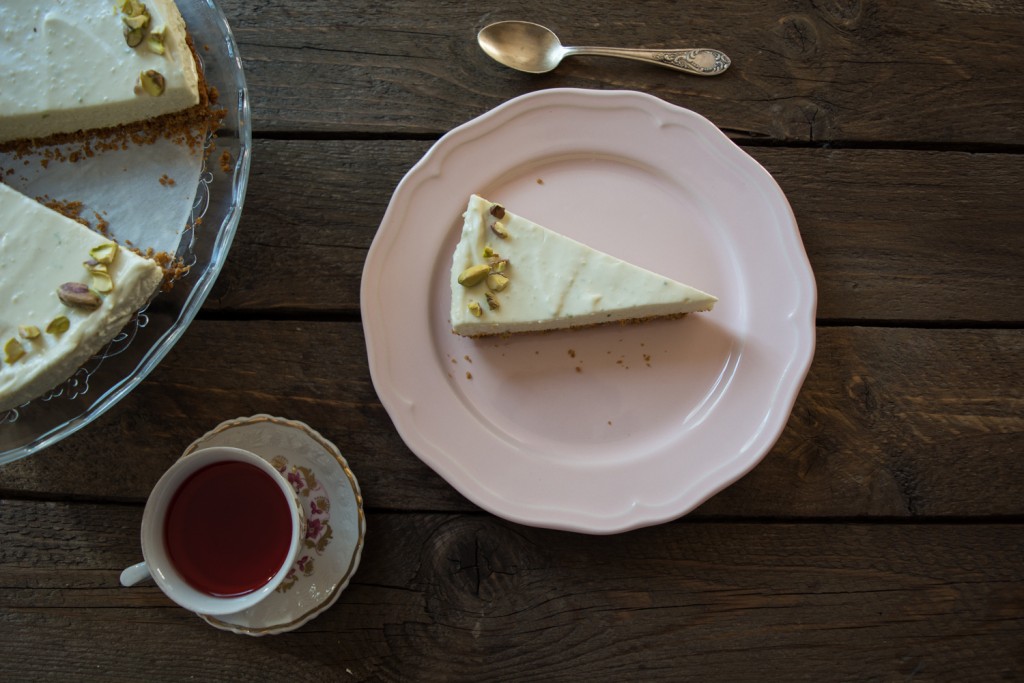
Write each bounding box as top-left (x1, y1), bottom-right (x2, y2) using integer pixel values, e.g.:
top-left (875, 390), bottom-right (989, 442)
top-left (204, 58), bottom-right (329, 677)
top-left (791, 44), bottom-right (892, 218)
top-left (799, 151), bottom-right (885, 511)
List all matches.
top-left (217, 0), bottom-right (1024, 145)
top-left (205, 140), bottom-right (1024, 322)
top-left (220, 138), bottom-right (1022, 318)
top-left (2, 325), bottom-right (1020, 518)
top-left (0, 501), bottom-right (1020, 681)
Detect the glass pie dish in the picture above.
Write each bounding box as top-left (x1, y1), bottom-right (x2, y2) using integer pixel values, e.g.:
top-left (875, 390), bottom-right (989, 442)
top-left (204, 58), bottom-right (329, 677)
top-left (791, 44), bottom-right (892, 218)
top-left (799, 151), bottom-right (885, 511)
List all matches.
top-left (0, 0), bottom-right (251, 465)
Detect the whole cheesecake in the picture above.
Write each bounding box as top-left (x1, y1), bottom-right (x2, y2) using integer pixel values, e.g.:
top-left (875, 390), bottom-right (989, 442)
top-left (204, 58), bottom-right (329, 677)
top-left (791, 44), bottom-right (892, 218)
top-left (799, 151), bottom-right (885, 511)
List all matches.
top-left (450, 195), bottom-right (717, 337)
top-left (0, 0), bottom-right (201, 144)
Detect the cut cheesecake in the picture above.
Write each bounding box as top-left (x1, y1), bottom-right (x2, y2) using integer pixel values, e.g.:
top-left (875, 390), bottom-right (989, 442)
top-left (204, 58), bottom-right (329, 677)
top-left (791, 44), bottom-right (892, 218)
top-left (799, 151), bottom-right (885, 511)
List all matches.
top-left (0, 0), bottom-right (201, 145)
top-left (0, 183), bottom-right (165, 412)
top-left (450, 195), bottom-right (717, 337)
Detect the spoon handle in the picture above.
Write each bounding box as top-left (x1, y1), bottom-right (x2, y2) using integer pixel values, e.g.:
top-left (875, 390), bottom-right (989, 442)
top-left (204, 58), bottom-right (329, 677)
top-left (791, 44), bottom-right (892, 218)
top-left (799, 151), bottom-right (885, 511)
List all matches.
top-left (565, 46), bottom-right (730, 76)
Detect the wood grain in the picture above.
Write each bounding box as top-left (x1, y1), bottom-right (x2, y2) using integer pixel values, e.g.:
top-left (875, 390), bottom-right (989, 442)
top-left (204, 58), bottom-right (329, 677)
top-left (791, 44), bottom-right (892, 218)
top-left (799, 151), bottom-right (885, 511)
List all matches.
top-left (202, 140), bottom-right (1024, 322)
top-left (1, 501), bottom-right (1020, 681)
top-left (2, 2), bottom-right (1022, 679)
top-left (1, 325), bottom-right (1019, 518)
top-left (216, 0), bottom-right (1024, 145)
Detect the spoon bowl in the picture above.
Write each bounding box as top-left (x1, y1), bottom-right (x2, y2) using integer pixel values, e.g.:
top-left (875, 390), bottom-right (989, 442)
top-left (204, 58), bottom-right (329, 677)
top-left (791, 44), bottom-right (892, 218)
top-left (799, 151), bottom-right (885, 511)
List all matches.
top-left (477, 21), bottom-right (730, 76)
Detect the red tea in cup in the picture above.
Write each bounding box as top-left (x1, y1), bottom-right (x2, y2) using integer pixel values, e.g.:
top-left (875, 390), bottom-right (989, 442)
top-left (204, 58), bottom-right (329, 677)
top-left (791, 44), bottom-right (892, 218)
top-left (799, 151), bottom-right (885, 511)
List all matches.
top-left (164, 460), bottom-right (294, 597)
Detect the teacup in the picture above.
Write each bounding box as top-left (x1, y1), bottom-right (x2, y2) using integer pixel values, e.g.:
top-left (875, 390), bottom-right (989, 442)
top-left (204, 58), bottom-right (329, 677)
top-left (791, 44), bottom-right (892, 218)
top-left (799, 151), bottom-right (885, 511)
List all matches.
top-left (120, 445), bottom-right (304, 615)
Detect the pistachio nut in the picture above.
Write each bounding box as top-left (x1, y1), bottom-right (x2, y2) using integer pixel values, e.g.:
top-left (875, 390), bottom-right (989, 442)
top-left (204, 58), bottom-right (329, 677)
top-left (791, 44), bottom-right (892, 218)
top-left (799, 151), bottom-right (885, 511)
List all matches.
top-left (90, 271), bottom-right (114, 294)
top-left (89, 242), bottom-right (119, 265)
top-left (125, 26), bottom-right (144, 47)
top-left (4, 338), bottom-right (25, 364)
top-left (146, 28), bottom-right (166, 55)
top-left (490, 220), bottom-right (509, 239)
top-left (57, 282), bottom-right (102, 309)
top-left (122, 13), bottom-right (149, 30)
top-left (486, 273), bottom-right (510, 292)
top-left (485, 292), bottom-right (500, 310)
top-left (120, 0), bottom-right (147, 17)
top-left (46, 316), bottom-right (71, 335)
top-left (18, 325), bottom-right (41, 340)
top-left (457, 264), bottom-right (491, 287)
top-left (467, 301), bottom-right (483, 317)
top-left (140, 70), bottom-right (166, 96)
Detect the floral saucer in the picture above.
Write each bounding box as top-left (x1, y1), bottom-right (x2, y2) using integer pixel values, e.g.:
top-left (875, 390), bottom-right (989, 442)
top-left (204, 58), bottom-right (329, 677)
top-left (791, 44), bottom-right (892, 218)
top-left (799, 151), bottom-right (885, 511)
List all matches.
top-left (180, 414), bottom-right (365, 636)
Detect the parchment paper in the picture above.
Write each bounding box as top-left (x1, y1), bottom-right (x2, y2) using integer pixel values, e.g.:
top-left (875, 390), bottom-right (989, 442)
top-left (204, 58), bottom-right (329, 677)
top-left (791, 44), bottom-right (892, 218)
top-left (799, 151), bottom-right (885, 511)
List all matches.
top-left (1, 135), bottom-right (204, 255)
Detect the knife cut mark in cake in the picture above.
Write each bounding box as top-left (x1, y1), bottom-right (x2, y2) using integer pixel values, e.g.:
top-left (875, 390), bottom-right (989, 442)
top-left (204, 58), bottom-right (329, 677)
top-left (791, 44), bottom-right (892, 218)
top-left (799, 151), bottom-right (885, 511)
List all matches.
top-left (450, 195), bottom-right (717, 337)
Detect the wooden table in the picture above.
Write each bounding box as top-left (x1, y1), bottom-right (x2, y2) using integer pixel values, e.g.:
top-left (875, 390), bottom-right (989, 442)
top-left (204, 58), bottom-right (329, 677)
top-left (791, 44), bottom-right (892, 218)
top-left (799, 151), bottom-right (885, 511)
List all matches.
top-left (2, 1), bottom-right (1022, 679)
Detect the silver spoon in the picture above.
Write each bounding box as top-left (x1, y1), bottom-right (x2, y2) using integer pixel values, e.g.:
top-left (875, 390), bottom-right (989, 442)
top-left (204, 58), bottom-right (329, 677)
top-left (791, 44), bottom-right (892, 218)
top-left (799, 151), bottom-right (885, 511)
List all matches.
top-left (477, 21), bottom-right (730, 76)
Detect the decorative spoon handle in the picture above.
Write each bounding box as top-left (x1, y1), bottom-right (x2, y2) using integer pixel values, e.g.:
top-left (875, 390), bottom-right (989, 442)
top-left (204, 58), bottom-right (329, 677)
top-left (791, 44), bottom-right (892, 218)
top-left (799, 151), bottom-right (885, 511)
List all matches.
top-left (564, 46), bottom-right (731, 76)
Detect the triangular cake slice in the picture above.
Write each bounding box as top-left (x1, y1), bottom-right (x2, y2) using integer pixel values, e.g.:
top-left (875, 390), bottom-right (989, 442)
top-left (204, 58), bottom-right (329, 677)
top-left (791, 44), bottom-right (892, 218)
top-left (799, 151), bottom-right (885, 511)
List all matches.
top-left (450, 195), bottom-right (717, 337)
top-left (0, 183), bottom-right (164, 412)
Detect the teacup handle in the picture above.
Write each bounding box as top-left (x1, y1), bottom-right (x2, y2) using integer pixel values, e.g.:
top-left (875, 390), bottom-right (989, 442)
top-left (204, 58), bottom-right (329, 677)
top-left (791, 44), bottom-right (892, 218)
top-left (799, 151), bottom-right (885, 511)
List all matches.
top-left (120, 561), bottom-right (152, 587)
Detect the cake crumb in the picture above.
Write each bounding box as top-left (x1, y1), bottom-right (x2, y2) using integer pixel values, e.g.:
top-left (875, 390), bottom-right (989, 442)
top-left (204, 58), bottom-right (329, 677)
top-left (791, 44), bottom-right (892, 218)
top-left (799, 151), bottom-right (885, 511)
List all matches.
top-left (219, 149), bottom-right (232, 173)
top-left (536, 178), bottom-right (544, 185)
top-left (159, 174), bottom-right (176, 187)
top-left (567, 349), bottom-right (576, 358)
top-left (93, 211), bottom-right (110, 236)
top-left (575, 366), bottom-right (582, 373)
top-left (464, 355), bottom-right (472, 363)
top-left (466, 371), bottom-right (473, 380)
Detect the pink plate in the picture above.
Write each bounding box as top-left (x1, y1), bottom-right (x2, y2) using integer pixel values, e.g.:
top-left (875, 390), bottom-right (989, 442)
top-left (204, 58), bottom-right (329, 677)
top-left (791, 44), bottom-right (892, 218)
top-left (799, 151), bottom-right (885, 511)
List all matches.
top-left (361, 89), bottom-right (816, 534)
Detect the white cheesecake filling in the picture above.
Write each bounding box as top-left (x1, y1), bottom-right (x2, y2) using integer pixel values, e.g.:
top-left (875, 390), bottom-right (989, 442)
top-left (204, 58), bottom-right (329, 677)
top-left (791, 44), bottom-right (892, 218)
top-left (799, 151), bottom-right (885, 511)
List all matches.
top-left (450, 195), bottom-right (717, 337)
top-left (0, 0), bottom-right (200, 144)
top-left (0, 183), bottom-right (164, 412)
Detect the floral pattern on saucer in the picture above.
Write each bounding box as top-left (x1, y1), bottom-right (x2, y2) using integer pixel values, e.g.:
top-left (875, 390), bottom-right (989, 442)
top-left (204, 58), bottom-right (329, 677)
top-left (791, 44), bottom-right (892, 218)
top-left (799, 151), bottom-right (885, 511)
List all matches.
top-left (272, 458), bottom-right (334, 593)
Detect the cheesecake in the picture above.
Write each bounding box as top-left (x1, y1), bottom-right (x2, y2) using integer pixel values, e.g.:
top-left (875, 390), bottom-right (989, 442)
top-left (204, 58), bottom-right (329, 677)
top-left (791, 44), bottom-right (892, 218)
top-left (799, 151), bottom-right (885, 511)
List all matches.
top-left (0, 183), bottom-right (165, 412)
top-left (0, 0), bottom-right (201, 145)
top-left (450, 195), bottom-right (717, 337)
top-left (0, 0), bottom-right (209, 413)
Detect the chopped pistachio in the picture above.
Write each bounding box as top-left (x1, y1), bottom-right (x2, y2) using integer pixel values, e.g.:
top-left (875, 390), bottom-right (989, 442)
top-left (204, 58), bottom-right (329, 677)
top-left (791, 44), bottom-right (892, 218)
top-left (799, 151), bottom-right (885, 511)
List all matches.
top-left (489, 203), bottom-right (506, 219)
top-left (46, 317), bottom-right (70, 335)
top-left (90, 271), bottom-right (114, 294)
top-left (90, 242), bottom-right (119, 265)
top-left (486, 273), bottom-right (510, 292)
top-left (485, 292), bottom-right (500, 310)
top-left (488, 257), bottom-right (509, 274)
top-left (457, 264), bottom-right (491, 287)
top-left (84, 261), bottom-right (108, 275)
top-left (467, 301), bottom-right (483, 317)
top-left (490, 221), bottom-right (509, 239)
top-left (139, 70), bottom-right (166, 96)
top-left (121, 0), bottom-right (147, 18)
top-left (482, 246), bottom-right (494, 258)
top-left (122, 13), bottom-right (149, 30)
top-left (125, 26), bottom-right (144, 47)
top-left (146, 27), bottom-right (166, 55)
top-left (18, 325), bottom-right (41, 340)
top-left (4, 338), bottom-right (25, 364)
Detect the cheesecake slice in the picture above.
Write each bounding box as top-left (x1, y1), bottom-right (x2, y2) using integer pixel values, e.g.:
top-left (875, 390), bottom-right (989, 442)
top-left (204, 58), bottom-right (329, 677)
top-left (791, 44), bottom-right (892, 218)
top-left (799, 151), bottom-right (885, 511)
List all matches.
top-left (450, 195), bottom-right (717, 337)
top-left (0, 183), bottom-right (165, 412)
top-left (0, 0), bottom-right (201, 145)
